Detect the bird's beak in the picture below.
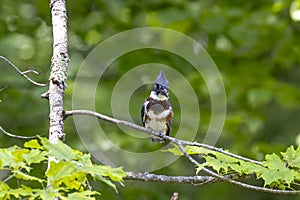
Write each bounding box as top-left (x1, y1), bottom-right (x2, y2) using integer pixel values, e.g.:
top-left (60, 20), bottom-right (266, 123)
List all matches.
top-left (159, 88), bottom-right (168, 97)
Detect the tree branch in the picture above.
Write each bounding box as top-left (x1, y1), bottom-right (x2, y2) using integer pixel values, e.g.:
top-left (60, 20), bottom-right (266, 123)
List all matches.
top-left (125, 172), bottom-right (215, 185)
top-left (124, 172), bottom-right (248, 185)
top-left (64, 110), bottom-right (261, 165)
top-left (0, 126), bottom-right (38, 139)
top-left (64, 109), bottom-right (300, 195)
top-left (0, 56), bottom-right (47, 87)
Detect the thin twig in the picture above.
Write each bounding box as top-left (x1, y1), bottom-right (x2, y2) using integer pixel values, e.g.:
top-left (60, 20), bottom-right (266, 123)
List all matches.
top-left (0, 56), bottom-right (47, 87)
top-left (0, 126), bottom-right (38, 139)
top-left (65, 109), bottom-right (300, 195)
top-left (22, 70), bottom-right (40, 75)
top-left (86, 179), bottom-right (92, 191)
top-left (0, 86), bottom-right (8, 92)
top-left (0, 86), bottom-right (7, 102)
top-left (2, 174), bottom-right (15, 183)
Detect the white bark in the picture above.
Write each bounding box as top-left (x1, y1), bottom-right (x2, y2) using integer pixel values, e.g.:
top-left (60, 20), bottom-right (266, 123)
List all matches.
top-left (48, 0), bottom-right (69, 144)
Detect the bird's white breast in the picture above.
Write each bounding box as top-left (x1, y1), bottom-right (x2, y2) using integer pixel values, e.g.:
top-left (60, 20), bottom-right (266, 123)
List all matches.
top-left (145, 109), bottom-right (169, 132)
top-left (145, 118), bottom-right (165, 132)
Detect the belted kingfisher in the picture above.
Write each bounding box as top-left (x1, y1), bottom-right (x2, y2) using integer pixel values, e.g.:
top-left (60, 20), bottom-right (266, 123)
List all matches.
top-left (141, 70), bottom-right (173, 143)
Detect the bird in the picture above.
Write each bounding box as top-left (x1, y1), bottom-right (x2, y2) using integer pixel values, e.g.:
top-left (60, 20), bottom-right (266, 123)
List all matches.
top-left (141, 70), bottom-right (173, 143)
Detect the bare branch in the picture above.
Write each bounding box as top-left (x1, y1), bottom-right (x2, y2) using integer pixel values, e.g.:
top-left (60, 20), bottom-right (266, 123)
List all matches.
top-left (22, 69), bottom-right (40, 75)
top-left (124, 172), bottom-right (237, 185)
top-left (125, 172), bottom-right (214, 185)
top-left (64, 110), bottom-right (261, 165)
top-left (0, 56), bottom-right (47, 87)
top-left (125, 172), bottom-right (254, 186)
top-left (0, 126), bottom-right (38, 139)
top-left (65, 109), bottom-right (300, 195)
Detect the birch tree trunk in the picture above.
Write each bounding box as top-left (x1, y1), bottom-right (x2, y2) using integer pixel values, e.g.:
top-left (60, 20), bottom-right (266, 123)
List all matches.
top-left (48, 0), bottom-right (69, 144)
top-left (47, 0), bottom-right (69, 194)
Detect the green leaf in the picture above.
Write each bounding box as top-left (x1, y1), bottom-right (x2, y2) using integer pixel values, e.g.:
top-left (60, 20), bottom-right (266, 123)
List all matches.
top-left (23, 149), bottom-right (47, 165)
top-left (185, 146), bottom-right (209, 155)
top-left (12, 148), bottom-right (30, 162)
top-left (93, 165), bottom-right (126, 182)
top-left (32, 189), bottom-right (65, 200)
top-left (280, 169), bottom-right (298, 186)
top-left (205, 156), bottom-right (225, 173)
top-left (239, 161), bottom-right (265, 175)
top-left (163, 145), bottom-right (183, 156)
top-left (94, 173), bottom-right (118, 193)
top-left (24, 139), bottom-right (41, 149)
top-left (281, 145), bottom-right (300, 168)
top-left (214, 152), bottom-right (239, 164)
top-left (164, 144), bottom-right (210, 156)
top-left (196, 162), bottom-right (209, 174)
top-left (41, 137), bottom-right (82, 161)
top-left (263, 153), bottom-right (286, 171)
top-left (46, 161), bottom-right (77, 186)
top-left (257, 167), bottom-right (297, 187)
top-left (0, 188), bottom-right (33, 198)
top-left (258, 168), bottom-right (282, 187)
top-left (0, 180), bottom-right (10, 198)
top-left (0, 147), bottom-right (18, 167)
top-left (258, 151), bottom-right (298, 187)
top-left (62, 172), bottom-right (87, 191)
top-left (79, 154), bottom-right (93, 165)
top-left (229, 163), bottom-right (244, 174)
top-left (0, 147), bottom-right (30, 171)
top-left (82, 163), bottom-right (126, 192)
top-left (67, 191), bottom-right (100, 200)
top-left (14, 170), bottom-right (45, 184)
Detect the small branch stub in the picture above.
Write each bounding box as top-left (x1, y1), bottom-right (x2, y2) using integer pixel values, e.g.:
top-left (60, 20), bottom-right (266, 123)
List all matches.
top-left (170, 192), bottom-right (178, 200)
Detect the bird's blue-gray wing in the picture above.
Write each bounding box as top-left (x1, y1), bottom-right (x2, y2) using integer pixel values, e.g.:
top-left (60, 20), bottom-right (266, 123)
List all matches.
top-left (141, 102), bottom-right (147, 126)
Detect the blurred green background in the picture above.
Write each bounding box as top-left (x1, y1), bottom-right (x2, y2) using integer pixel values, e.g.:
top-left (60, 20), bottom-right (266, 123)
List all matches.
top-left (1, 0), bottom-right (300, 199)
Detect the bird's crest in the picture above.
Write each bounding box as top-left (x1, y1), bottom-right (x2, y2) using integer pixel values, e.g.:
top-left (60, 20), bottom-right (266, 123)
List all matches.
top-left (154, 70), bottom-right (169, 88)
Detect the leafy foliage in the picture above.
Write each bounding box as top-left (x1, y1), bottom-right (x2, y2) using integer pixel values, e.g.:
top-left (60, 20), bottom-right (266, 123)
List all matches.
top-left (167, 144), bottom-right (300, 190)
top-left (0, 137), bottom-right (126, 199)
